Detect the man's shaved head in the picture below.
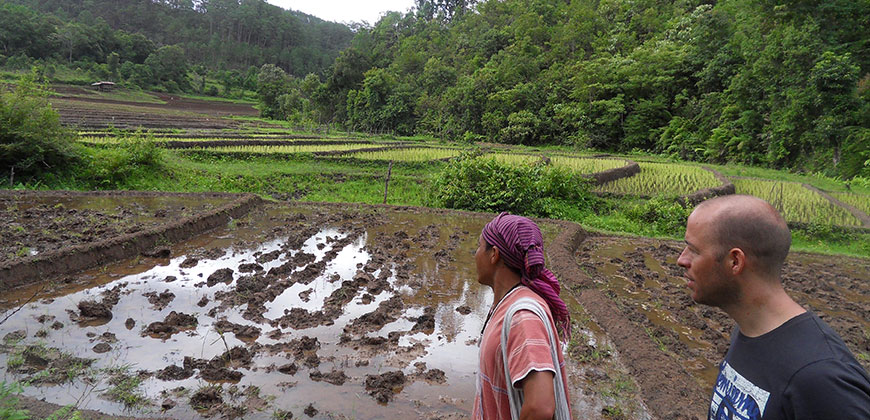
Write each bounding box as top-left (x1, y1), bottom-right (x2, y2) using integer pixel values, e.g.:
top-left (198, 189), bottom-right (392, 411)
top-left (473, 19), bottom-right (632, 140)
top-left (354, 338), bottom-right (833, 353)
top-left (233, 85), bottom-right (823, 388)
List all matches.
top-left (694, 195), bottom-right (791, 278)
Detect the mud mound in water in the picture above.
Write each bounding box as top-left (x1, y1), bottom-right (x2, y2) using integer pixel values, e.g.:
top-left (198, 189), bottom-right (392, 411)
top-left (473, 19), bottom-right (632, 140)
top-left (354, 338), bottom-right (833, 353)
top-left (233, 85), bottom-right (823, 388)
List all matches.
top-left (365, 371), bottom-right (406, 403)
top-left (309, 369), bottom-right (348, 385)
top-left (156, 364), bottom-right (195, 381)
top-left (72, 284), bottom-right (124, 322)
top-left (207, 268), bottom-right (234, 287)
top-left (344, 296), bottom-right (404, 336)
top-left (213, 319), bottom-right (261, 341)
top-left (144, 311), bottom-right (198, 339)
top-left (190, 385), bottom-right (223, 411)
top-left (143, 289), bottom-right (175, 310)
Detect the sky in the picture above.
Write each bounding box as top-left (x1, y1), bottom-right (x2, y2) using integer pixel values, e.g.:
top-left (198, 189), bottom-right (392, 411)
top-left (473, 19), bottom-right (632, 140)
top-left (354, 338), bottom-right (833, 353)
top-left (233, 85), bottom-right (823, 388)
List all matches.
top-left (267, 0), bottom-right (418, 24)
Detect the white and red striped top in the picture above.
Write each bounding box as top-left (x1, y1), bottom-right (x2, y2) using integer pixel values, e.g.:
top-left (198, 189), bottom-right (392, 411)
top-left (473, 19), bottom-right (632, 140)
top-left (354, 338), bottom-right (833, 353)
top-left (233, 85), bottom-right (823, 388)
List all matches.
top-left (473, 286), bottom-right (570, 420)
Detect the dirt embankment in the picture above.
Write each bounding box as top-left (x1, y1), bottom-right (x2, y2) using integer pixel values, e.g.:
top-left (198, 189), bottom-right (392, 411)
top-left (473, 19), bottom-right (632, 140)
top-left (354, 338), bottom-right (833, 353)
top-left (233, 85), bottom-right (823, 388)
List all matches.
top-left (0, 191), bottom-right (261, 290)
top-left (545, 223), bottom-right (709, 420)
top-left (678, 167), bottom-right (736, 207)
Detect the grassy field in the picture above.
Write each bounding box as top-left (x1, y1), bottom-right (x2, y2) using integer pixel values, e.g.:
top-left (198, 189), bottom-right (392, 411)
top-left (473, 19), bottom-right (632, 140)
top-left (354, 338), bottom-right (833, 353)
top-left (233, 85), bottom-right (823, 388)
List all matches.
top-left (831, 191), bottom-right (870, 215)
top-left (343, 147), bottom-right (462, 162)
top-left (732, 179), bottom-right (862, 227)
top-left (595, 162), bottom-right (721, 196)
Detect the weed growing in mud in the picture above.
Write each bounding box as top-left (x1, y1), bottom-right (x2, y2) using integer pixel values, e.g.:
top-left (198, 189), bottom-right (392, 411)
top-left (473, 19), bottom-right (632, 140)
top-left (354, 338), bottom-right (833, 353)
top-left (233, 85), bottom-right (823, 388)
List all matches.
top-left (0, 381), bottom-right (28, 420)
top-left (15, 247), bottom-right (30, 258)
top-left (6, 352), bottom-right (24, 370)
top-left (643, 326), bottom-right (668, 353)
top-left (602, 405), bottom-right (629, 419)
top-left (103, 365), bottom-right (148, 409)
top-left (43, 405), bottom-right (85, 420)
top-left (272, 409), bottom-right (293, 420)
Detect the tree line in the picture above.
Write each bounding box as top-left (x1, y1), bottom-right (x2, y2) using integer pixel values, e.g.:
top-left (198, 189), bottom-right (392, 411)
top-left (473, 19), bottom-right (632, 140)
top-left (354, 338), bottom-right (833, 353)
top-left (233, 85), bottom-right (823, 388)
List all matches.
top-left (1, 0), bottom-right (353, 92)
top-left (261, 0), bottom-right (869, 178)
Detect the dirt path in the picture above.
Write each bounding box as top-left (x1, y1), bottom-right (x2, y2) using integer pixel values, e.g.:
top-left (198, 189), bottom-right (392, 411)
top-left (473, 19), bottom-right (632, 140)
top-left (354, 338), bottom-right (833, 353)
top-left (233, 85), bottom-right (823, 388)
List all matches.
top-left (803, 183), bottom-right (870, 227)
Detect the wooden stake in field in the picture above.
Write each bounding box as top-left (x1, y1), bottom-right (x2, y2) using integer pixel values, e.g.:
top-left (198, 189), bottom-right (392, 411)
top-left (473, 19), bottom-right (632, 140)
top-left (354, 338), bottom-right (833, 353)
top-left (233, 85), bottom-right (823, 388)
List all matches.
top-left (383, 161), bottom-right (393, 204)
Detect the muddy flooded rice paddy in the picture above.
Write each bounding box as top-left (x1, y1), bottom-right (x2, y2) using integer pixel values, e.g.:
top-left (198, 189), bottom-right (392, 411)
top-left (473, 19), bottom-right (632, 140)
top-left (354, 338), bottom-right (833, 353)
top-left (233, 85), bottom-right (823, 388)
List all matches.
top-left (1, 203), bottom-right (636, 419)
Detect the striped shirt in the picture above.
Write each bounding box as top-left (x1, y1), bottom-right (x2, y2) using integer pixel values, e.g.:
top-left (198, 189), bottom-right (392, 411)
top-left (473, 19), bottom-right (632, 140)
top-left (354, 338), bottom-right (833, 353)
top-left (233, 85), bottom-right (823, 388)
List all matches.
top-left (473, 286), bottom-right (570, 420)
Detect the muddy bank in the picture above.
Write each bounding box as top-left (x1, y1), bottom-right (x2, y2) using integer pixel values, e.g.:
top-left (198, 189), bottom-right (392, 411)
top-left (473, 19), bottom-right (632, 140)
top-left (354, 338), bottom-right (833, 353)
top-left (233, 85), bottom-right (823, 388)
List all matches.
top-left (546, 225), bottom-right (708, 420)
top-left (0, 191), bottom-right (262, 290)
top-left (572, 235), bottom-right (870, 419)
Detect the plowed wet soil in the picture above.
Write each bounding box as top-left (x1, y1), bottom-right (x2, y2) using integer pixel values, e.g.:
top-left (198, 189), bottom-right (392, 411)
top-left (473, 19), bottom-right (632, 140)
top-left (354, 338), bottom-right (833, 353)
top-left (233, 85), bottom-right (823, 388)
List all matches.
top-left (1, 203), bottom-right (636, 419)
top-left (0, 193), bottom-right (224, 265)
top-left (576, 235), bottom-right (870, 391)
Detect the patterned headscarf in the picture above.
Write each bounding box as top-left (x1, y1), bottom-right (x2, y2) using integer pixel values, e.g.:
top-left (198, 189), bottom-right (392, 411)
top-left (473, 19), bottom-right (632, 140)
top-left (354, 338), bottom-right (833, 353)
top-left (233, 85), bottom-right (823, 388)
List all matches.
top-left (482, 212), bottom-right (570, 340)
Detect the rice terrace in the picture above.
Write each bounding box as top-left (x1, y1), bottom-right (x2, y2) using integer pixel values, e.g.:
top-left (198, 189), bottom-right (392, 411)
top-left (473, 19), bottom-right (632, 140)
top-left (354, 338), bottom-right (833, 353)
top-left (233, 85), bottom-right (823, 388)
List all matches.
top-left (1, 0), bottom-right (869, 419)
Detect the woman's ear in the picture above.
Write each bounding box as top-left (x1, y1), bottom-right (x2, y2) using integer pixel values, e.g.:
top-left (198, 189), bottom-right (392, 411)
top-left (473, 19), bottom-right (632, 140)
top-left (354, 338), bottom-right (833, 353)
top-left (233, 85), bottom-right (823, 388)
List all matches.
top-left (491, 246), bottom-right (501, 265)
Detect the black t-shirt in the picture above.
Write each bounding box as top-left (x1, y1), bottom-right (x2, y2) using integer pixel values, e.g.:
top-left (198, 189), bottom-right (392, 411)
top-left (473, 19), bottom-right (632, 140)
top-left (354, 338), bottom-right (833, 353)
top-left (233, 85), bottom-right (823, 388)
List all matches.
top-left (708, 311), bottom-right (870, 420)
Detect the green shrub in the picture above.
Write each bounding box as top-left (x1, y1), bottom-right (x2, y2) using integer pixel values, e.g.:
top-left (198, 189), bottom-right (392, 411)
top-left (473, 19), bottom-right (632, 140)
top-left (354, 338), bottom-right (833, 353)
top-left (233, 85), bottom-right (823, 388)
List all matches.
top-left (1, 71), bottom-right (78, 183)
top-left (427, 153), bottom-right (596, 218)
top-left (624, 196), bottom-right (692, 236)
top-left (81, 131), bottom-right (164, 188)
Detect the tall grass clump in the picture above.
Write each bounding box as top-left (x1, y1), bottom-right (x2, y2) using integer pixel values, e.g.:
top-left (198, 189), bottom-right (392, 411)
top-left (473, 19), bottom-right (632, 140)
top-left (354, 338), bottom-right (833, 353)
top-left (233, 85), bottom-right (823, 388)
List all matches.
top-left (427, 153), bottom-right (597, 219)
top-left (80, 130), bottom-right (165, 188)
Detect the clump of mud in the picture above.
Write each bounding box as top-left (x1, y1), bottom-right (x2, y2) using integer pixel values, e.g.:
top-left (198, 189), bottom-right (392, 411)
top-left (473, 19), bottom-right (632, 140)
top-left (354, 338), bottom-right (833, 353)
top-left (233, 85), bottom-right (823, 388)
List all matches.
top-left (309, 369), bottom-right (348, 385)
top-left (144, 311), bottom-right (198, 339)
top-left (365, 371), bottom-right (406, 403)
top-left (143, 289), bottom-right (175, 310)
top-left (190, 385), bottom-right (223, 412)
top-left (344, 296), bottom-right (404, 336)
top-left (71, 284), bottom-right (125, 322)
top-left (214, 319), bottom-right (261, 341)
top-left (207, 268), bottom-right (234, 287)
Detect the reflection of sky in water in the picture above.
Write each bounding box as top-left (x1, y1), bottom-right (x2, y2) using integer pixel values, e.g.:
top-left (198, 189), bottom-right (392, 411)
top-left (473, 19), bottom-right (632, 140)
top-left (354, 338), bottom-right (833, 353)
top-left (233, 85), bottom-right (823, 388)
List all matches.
top-left (0, 208), bottom-right (494, 419)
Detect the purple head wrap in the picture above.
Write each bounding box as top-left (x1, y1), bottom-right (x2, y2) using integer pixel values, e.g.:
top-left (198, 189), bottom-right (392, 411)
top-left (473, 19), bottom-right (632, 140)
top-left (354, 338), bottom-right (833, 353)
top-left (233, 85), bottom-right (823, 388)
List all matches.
top-left (482, 212), bottom-right (571, 340)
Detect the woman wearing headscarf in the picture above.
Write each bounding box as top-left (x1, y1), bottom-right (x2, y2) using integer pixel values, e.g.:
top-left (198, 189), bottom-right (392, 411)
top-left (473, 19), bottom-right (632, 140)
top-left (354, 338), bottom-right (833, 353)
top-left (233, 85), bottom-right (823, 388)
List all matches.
top-left (472, 213), bottom-right (571, 420)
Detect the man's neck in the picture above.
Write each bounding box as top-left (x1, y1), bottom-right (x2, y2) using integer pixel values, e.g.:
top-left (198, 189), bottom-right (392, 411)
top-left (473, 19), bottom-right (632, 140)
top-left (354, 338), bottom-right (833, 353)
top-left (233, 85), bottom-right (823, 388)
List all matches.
top-left (725, 282), bottom-right (806, 337)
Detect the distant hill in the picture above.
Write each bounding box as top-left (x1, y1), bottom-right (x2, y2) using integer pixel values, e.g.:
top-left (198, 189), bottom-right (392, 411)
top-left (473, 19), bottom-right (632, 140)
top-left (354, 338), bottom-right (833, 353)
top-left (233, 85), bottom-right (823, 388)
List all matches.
top-left (3, 0), bottom-right (354, 77)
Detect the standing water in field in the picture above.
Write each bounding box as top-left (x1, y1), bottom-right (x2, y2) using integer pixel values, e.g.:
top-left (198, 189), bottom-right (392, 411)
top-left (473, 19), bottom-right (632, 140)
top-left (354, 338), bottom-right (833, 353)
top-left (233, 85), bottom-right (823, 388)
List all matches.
top-left (0, 204), bottom-right (498, 419)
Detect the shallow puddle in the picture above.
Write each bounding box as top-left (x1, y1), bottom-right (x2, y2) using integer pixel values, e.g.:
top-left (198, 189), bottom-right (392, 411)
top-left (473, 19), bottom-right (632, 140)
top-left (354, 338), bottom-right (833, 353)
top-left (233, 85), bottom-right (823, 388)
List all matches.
top-left (1, 204), bottom-right (616, 419)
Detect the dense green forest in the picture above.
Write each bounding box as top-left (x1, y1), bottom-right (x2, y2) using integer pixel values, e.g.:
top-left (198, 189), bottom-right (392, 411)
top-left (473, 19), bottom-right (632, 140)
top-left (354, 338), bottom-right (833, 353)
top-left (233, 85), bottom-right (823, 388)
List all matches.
top-left (289, 0), bottom-right (869, 178)
top-left (2, 0), bottom-right (868, 178)
top-left (0, 0), bottom-right (353, 90)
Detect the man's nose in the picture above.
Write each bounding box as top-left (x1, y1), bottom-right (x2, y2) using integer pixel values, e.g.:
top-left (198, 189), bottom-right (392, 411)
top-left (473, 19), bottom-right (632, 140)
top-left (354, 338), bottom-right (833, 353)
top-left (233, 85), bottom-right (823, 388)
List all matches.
top-left (677, 249), bottom-right (689, 268)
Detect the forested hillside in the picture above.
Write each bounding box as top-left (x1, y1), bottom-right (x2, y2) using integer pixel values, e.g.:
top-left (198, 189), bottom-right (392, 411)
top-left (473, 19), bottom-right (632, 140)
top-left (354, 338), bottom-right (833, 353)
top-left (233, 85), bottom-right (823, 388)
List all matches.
top-left (285, 0), bottom-right (867, 178)
top-left (2, 0), bottom-right (868, 178)
top-left (1, 0), bottom-right (353, 85)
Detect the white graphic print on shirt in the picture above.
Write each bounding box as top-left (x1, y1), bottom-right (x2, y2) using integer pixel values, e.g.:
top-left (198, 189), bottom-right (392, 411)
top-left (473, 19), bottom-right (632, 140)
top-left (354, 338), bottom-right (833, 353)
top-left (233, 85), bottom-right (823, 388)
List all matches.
top-left (709, 361), bottom-right (770, 420)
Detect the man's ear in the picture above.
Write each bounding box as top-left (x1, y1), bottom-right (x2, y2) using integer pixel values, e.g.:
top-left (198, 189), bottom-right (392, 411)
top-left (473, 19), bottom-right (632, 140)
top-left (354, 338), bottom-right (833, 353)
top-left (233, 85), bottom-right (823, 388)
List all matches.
top-left (728, 248), bottom-right (746, 275)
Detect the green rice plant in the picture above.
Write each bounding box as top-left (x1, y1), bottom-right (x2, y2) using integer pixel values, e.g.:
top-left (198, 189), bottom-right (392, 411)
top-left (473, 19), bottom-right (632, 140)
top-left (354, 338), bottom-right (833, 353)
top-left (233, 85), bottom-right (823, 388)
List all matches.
top-left (830, 192), bottom-right (870, 216)
top-left (186, 144), bottom-right (385, 154)
top-left (733, 179), bottom-right (862, 226)
top-left (551, 156), bottom-right (627, 174)
top-left (595, 162), bottom-right (720, 196)
top-left (487, 153), bottom-right (542, 166)
top-left (345, 147), bottom-right (461, 162)
top-left (78, 136), bottom-right (363, 145)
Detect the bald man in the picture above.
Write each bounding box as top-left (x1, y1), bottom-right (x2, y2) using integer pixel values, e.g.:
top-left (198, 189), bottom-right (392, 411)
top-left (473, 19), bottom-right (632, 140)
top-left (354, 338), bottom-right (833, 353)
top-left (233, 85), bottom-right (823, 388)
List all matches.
top-left (677, 195), bottom-right (870, 420)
